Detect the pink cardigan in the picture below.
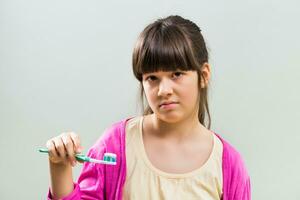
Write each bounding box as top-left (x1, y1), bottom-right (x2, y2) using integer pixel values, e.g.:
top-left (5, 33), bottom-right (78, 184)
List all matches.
top-left (48, 117), bottom-right (251, 200)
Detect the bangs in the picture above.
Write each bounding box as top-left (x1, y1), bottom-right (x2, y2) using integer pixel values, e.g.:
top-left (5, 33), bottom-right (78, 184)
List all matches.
top-left (132, 24), bottom-right (199, 81)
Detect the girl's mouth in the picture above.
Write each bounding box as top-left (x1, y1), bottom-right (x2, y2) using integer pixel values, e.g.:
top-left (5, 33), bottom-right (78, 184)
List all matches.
top-left (159, 102), bottom-right (178, 109)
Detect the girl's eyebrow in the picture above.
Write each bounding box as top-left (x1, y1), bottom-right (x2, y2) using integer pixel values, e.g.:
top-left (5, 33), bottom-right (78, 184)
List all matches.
top-left (143, 70), bottom-right (183, 77)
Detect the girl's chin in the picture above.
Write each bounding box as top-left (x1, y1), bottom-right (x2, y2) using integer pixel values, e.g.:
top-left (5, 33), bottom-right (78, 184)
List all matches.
top-left (155, 112), bottom-right (184, 123)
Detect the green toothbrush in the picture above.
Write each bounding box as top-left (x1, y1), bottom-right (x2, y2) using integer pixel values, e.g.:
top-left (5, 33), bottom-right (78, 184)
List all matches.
top-left (38, 148), bottom-right (117, 165)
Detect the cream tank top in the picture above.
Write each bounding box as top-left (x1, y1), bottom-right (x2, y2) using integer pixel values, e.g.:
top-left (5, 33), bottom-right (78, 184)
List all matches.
top-left (122, 116), bottom-right (223, 200)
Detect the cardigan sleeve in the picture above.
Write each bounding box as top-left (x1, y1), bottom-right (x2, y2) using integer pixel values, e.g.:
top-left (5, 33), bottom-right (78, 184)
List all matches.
top-left (241, 177), bottom-right (251, 200)
top-left (228, 168), bottom-right (251, 200)
top-left (216, 133), bottom-right (251, 200)
top-left (47, 139), bottom-right (106, 200)
top-left (229, 153), bottom-right (251, 200)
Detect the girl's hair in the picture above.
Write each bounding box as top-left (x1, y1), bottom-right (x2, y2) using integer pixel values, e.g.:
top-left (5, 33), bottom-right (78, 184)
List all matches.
top-left (132, 15), bottom-right (211, 129)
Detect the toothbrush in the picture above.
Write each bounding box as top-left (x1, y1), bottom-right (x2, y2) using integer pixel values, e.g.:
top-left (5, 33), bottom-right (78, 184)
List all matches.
top-left (38, 148), bottom-right (117, 165)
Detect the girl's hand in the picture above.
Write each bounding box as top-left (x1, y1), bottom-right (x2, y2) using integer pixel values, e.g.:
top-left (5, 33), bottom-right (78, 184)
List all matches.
top-left (46, 132), bottom-right (82, 167)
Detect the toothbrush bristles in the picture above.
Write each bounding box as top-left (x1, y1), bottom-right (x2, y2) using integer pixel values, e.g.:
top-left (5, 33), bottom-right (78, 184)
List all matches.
top-left (89, 158), bottom-right (116, 165)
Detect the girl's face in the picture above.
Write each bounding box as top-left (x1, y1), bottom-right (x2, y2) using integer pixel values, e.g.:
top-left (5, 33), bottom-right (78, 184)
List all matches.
top-left (142, 69), bottom-right (200, 123)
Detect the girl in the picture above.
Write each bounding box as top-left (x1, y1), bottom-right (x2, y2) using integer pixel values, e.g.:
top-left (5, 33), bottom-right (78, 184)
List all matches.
top-left (45, 15), bottom-right (251, 200)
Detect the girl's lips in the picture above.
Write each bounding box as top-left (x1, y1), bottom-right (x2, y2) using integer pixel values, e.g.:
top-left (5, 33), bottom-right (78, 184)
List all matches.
top-left (159, 101), bottom-right (178, 106)
top-left (159, 102), bottom-right (178, 109)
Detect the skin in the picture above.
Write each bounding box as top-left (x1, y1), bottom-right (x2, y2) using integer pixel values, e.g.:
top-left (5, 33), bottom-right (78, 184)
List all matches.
top-left (46, 62), bottom-right (212, 198)
top-left (46, 132), bottom-right (82, 199)
top-left (141, 63), bottom-right (213, 173)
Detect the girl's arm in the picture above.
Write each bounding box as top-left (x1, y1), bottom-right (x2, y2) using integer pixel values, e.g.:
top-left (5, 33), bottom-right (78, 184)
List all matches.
top-left (46, 132), bottom-right (82, 199)
top-left (49, 161), bottom-right (74, 198)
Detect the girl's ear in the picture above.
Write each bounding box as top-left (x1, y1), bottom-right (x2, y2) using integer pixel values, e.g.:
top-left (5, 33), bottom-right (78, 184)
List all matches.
top-left (200, 62), bottom-right (211, 88)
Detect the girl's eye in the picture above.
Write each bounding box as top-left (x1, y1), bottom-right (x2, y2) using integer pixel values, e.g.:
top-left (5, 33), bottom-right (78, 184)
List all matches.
top-left (173, 72), bottom-right (183, 78)
top-left (146, 75), bottom-right (157, 81)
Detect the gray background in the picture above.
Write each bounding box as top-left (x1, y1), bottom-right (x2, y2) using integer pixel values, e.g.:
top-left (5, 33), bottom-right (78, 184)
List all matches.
top-left (1, 0), bottom-right (299, 199)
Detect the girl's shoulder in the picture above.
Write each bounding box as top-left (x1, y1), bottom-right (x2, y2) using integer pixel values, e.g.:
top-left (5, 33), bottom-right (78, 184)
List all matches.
top-left (214, 133), bottom-right (242, 160)
top-left (214, 132), bottom-right (251, 199)
top-left (214, 132), bottom-right (250, 180)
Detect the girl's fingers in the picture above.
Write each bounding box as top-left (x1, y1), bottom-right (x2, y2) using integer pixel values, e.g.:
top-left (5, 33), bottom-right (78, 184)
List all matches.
top-left (46, 140), bottom-right (58, 158)
top-left (70, 132), bottom-right (82, 153)
top-left (69, 132), bottom-right (84, 163)
top-left (45, 131), bottom-right (82, 166)
top-left (53, 136), bottom-right (66, 158)
top-left (62, 133), bottom-right (77, 166)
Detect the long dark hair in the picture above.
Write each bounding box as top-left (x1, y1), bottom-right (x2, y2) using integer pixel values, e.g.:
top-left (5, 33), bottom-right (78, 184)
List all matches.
top-left (132, 15), bottom-right (211, 129)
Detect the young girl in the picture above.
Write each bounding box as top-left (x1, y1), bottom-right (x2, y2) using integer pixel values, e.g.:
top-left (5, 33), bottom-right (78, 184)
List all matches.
top-left (45, 15), bottom-right (251, 200)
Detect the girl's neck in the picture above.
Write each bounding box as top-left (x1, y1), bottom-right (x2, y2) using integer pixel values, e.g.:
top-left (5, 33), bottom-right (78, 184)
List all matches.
top-left (146, 113), bottom-right (205, 142)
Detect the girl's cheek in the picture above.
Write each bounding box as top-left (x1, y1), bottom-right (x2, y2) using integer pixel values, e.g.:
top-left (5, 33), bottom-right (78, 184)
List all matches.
top-left (146, 87), bottom-right (156, 97)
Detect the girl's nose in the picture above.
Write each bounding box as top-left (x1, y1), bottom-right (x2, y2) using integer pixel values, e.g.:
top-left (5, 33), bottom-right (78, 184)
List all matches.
top-left (157, 78), bottom-right (173, 97)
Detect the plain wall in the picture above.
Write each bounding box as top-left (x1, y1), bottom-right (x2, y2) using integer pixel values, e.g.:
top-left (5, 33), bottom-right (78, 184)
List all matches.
top-left (1, 0), bottom-right (299, 199)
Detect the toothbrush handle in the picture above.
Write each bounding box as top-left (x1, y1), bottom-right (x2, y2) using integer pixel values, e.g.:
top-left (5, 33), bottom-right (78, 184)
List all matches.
top-left (38, 148), bottom-right (89, 162)
top-left (39, 148), bottom-right (50, 153)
